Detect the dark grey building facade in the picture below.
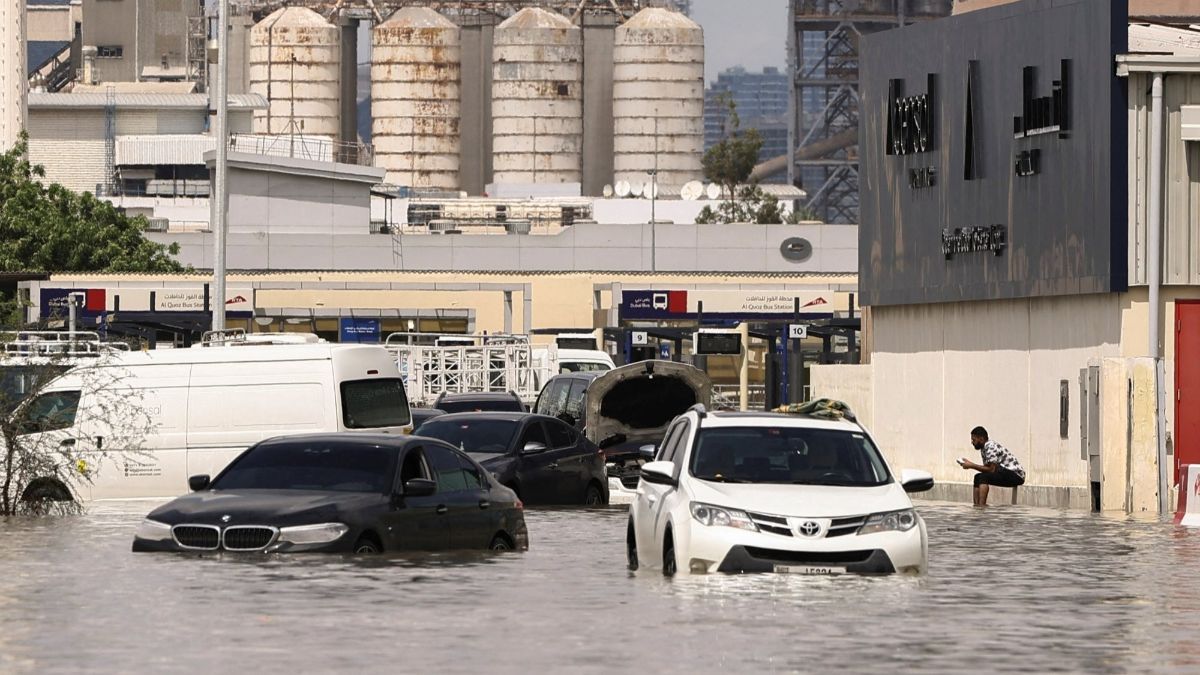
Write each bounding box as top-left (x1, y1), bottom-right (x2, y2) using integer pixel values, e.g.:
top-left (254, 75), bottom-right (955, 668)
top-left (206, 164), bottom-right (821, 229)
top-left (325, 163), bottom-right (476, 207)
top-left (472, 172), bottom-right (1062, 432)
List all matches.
top-left (858, 0), bottom-right (1128, 306)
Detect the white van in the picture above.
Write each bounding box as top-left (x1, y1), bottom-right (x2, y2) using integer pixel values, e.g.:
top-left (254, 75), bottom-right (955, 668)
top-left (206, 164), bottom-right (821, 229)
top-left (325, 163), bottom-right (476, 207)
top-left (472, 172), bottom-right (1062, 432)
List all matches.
top-left (14, 343), bottom-right (412, 501)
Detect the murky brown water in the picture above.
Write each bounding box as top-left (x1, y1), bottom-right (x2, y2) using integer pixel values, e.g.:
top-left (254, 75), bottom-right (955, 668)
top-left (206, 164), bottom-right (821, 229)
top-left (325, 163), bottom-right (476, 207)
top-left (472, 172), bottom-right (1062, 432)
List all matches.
top-left (1, 501), bottom-right (1199, 673)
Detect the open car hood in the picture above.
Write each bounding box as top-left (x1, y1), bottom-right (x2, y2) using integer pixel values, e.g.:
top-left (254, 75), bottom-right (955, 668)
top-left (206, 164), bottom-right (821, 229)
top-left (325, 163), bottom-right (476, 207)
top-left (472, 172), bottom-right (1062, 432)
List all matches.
top-left (584, 360), bottom-right (711, 449)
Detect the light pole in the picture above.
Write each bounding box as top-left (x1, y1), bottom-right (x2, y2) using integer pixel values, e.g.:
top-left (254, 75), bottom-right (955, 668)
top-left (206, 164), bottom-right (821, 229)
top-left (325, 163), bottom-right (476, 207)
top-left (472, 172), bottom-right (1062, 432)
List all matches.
top-left (649, 115), bottom-right (659, 273)
top-left (211, 0), bottom-right (230, 332)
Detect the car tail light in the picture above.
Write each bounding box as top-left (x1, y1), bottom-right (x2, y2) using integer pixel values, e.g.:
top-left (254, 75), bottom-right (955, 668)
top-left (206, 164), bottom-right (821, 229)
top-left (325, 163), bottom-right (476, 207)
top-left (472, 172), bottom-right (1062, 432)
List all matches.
top-left (515, 498), bottom-right (524, 510)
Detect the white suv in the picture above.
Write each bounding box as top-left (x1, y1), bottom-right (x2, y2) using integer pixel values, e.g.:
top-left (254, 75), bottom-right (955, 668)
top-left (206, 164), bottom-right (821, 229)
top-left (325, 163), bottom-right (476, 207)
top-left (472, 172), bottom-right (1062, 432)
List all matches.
top-left (626, 406), bottom-right (933, 575)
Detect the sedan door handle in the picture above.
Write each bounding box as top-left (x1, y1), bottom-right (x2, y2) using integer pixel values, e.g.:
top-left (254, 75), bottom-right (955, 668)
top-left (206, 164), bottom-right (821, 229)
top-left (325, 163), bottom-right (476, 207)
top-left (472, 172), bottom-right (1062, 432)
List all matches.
top-left (59, 439), bottom-right (76, 447)
top-left (436, 505), bottom-right (448, 515)
top-left (478, 500), bottom-right (490, 510)
top-left (548, 462), bottom-right (559, 469)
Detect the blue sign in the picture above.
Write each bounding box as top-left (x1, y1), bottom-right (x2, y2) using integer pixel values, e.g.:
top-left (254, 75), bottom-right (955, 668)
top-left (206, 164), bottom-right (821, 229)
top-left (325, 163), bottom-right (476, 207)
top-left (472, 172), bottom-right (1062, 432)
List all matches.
top-left (659, 342), bottom-right (671, 359)
top-left (339, 318), bottom-right (381, 343)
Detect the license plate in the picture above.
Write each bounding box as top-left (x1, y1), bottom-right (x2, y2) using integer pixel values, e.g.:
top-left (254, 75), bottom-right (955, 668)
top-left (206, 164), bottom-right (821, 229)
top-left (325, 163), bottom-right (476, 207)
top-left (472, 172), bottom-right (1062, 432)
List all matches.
top-left (774, 565), bottom-right (846, 575)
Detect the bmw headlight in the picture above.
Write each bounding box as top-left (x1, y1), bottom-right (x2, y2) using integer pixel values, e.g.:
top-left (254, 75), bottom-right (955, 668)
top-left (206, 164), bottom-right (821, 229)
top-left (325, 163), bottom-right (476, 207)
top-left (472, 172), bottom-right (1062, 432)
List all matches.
top-left (134, 519), bottom-right (173, 542)
top-left (690, 503), bottom-right (758, 532)
top-left (858, 509), bottom-right (918, 535)
top-left (277, 523), bottom-right (350, 545)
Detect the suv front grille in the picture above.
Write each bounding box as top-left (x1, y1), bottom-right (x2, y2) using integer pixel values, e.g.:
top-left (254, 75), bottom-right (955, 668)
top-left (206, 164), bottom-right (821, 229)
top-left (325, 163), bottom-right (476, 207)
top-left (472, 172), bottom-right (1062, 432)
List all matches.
top-left (747, 511), bottom-right (793, 537)
top-left (744, 547), bottom-right (876, 565)
top-left (223, 526), bottom-right (277, 551)
top-left (173, 525), bottom-right (220, 550)
top-left (827, 516), bottom-right (867, 538)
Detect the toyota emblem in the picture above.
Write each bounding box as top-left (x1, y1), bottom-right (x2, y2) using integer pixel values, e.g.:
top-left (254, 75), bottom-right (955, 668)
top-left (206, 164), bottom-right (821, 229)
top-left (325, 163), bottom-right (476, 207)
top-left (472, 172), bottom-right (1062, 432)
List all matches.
top-left (798, 521), bottom-right (820, 537)
top-left (221, 515), bottom-right (232, 523)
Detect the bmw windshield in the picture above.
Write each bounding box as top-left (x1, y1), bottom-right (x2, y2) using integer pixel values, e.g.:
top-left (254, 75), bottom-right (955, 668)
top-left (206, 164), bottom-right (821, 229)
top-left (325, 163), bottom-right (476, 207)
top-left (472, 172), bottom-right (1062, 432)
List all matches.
top-left (213, 442), bottom-right (398, 493)
top-left (688, 426), bottom-right (892, 486)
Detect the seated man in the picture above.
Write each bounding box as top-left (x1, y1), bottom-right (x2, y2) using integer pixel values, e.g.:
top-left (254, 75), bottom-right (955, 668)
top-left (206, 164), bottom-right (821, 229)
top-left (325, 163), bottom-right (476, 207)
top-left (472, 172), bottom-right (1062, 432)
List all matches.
top-left (958, 426), bottom-right (1026, 506)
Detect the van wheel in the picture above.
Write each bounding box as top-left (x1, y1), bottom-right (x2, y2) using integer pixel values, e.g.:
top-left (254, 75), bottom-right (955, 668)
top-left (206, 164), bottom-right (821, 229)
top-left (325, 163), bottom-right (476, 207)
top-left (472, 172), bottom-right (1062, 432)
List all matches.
top-left (21, 477), bottom-right (72, 503)
top-left (626, 520), bottom-right (639, 571)
top-left (353, 534), bottom-right (382, 554)
top-left (662, 531), bottom-right (677, 577)
top-left (584, 483), bottom-right (603, 506)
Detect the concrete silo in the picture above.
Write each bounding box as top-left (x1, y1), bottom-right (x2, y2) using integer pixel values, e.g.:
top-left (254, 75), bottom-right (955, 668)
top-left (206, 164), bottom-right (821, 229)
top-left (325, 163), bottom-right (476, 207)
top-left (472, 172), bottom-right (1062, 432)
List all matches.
top-left (372, 7), bottom-right (461, 189)
top-left (612, 7), bottom-right (704, 188)
top-left (491, 8), bottom-right (583, 185)
top-left (249, 7), bottom-right (341, 138)
top-left (1, 0), bottom-right (27, 150)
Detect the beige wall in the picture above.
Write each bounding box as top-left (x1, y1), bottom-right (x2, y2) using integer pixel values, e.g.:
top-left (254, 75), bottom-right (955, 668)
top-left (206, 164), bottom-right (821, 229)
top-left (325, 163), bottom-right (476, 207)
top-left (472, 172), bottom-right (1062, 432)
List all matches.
top-left (27, 108), bottom-right (105, 193)
top-left (27, 5), bottom-right (74, 42)
top-left (837, 294), bottom-right (1123, 490)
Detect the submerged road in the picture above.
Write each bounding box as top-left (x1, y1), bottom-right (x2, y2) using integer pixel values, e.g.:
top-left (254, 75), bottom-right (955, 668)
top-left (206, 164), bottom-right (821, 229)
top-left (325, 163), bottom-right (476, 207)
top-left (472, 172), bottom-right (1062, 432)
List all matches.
top-left (1, 501), bottom-right (1198, 673)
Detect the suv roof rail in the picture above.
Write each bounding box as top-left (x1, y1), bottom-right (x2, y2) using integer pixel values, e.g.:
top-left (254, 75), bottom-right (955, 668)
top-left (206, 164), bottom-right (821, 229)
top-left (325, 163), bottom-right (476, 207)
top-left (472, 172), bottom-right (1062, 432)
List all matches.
top-left (687, 402), bottom-right (707, 419)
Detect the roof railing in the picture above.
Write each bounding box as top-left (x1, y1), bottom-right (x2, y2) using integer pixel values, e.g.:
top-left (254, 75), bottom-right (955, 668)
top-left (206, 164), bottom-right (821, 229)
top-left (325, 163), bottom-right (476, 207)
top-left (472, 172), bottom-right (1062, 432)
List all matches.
top-left (199, 328), bottom-right (247, 346)
top-left (1, 330), bottom-right (130, 357)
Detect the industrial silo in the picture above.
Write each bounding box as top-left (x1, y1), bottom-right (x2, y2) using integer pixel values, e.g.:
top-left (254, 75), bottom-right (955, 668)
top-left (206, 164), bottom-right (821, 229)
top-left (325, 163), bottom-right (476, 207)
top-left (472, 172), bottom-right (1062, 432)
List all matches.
top-left (249, 7), bottom-right (341, 138)
top-left (612, 7), bottom-right (704, 188)
top-left (491, 8), bottom-right (583, 185)
top-left (372, 7), bottom-right (461, 189)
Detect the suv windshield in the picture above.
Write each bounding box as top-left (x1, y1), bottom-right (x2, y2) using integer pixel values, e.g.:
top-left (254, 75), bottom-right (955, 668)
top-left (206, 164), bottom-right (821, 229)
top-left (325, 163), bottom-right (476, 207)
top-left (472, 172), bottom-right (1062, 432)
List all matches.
top-left (417, 418), bottom-right (519, 455)
top-left (214, 442), bottom-right (397, 493)
top-left (689, 426), bottom-right (891, 486)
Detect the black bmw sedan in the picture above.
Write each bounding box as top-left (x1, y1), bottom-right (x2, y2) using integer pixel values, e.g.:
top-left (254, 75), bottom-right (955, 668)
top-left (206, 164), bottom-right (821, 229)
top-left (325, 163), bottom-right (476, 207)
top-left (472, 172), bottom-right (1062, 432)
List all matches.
top-left (415, 413), bottom-right (609, 506)
top-left (131, 434), bottom-right (528, 553)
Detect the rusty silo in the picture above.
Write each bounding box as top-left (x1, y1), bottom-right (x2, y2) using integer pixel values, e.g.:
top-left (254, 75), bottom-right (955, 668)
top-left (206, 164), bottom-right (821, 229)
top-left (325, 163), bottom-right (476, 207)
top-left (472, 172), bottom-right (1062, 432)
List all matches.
top-left (249, 7), bottom-right (341, 137)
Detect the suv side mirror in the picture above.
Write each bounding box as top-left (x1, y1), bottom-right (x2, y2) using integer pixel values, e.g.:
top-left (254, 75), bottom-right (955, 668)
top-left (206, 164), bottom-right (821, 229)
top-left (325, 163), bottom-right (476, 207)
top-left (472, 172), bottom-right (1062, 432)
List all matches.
top-left (899, 469), bottom-right (934, 493)
top-left (403, 478), bottom-right (437, 498)
top-left (638, 444), bottom-right (657, 458)
top-left (640, 461), bottom-right (677, 487)
top-left (522, 441), bottom-right (548, 454)
top-left (188, 474), bottom-right (211, 492)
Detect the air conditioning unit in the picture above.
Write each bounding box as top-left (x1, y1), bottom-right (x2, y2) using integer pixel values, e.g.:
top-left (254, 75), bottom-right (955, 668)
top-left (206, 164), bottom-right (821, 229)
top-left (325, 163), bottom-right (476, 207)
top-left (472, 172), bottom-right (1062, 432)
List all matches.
top-left (144, 217), bottom-right (169, 232)
top-left (428, 219), bottom-right (458, 234)
top-left (504, 220), bottom-right (531, 235)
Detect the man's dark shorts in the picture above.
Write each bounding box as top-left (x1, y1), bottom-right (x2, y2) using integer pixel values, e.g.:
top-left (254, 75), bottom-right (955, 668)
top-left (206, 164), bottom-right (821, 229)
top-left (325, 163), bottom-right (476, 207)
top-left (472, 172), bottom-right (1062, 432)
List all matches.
top-left (974, 466), bottom-right (1025, 487)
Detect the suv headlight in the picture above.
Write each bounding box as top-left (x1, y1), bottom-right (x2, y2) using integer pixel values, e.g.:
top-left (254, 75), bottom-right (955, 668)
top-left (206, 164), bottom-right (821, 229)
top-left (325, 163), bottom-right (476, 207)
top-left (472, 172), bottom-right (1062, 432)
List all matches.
top-left (134, 519), bottom-right (173, 542)
top-left (277, 523), bottom-right (349, 545)
top-left (690, 503), bottom-right (758, 532)
top-left (858, 509), bottom-right (918, 535)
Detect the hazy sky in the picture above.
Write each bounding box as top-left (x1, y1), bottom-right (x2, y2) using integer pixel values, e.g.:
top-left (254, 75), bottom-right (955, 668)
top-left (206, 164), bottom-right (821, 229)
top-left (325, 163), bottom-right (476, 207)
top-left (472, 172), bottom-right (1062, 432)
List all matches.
top-left (690, 0), bottom-right (788, 84)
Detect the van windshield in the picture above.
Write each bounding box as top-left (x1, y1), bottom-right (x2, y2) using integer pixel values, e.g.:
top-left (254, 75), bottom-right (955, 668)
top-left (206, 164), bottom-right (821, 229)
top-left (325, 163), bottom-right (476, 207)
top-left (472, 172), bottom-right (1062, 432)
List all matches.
top-left (689, 426), bottom-right (891, 486)
top-left (559, 362), bottom-right (610, 373)
top-left (340, 378), bottom-right (411, 428)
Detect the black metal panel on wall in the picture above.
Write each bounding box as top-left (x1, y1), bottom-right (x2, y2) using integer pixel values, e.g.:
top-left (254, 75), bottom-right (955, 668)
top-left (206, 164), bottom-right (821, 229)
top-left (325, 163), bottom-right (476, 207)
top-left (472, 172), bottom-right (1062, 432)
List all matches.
top-left (858, 0), bottom-right (1128, 307)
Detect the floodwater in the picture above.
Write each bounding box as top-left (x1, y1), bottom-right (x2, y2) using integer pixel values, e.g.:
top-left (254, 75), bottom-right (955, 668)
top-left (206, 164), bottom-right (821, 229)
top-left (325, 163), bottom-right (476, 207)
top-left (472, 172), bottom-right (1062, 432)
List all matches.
top-left (1, 501), bottom-right (1199, 674)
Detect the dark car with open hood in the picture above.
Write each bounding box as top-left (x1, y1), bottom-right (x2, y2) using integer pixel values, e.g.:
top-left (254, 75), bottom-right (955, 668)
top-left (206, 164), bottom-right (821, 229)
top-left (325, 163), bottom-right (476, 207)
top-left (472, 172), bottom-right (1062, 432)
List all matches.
top-left (132, 434), bottom-right (528, 554)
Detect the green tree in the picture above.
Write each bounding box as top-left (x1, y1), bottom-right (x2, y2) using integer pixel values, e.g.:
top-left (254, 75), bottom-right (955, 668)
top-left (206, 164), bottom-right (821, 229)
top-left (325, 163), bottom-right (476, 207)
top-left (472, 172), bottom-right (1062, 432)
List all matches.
top-left (700, 92), bottom-right (763, 205)
top-left (0, 134), bottom-right (185, 273)
top-left (696, 94), bottom-right (797, 225)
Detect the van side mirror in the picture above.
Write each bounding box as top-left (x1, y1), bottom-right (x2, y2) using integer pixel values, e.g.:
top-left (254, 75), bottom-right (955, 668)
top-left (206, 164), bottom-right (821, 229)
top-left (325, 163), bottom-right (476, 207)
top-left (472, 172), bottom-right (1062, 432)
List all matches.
top-left (403, 478), bottom-right (437, 498)
top-left (188, 474), bottom-right (211, 492)
top-left (522, 441), bottom-right (548, 454)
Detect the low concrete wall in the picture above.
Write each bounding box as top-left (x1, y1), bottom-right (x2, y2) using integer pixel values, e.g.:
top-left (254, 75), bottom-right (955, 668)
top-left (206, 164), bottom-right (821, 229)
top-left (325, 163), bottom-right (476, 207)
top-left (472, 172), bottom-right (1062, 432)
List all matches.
top-left (809, 364), bottom-right (874, 431)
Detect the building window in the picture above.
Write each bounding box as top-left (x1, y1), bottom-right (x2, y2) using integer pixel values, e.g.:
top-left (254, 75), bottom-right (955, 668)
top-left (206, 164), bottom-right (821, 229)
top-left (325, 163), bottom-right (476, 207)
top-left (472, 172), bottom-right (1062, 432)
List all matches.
top-left (96, 46), bottom-right (123, 59)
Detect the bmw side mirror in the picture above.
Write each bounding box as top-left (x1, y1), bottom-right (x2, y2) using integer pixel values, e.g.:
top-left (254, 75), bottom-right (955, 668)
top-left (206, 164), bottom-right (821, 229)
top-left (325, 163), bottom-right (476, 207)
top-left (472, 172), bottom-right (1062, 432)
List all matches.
top-left (640, 461), bottom-right (677, 487)
top-left (188, 474), bottom-right (210, 492)
top-left (403, 478), bottom-right (437, 498)
top-left (522, 441), bottom-right (548, 454)
top-left (900, 469), bottom-right (935, 493)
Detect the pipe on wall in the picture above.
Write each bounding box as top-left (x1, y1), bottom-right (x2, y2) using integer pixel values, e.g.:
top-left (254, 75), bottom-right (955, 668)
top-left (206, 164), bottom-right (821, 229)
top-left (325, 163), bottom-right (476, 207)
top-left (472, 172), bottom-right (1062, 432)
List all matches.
top-left (1147, 71), bottom-right (1168, 514)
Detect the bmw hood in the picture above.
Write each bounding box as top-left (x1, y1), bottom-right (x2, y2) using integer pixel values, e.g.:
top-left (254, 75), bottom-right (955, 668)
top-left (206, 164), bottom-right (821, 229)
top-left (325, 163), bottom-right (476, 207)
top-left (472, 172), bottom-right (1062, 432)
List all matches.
top-left (147, 490), bottom-right (379, 525)
top-left (584, 360), bottom-right (711, 449)
top-left (686, 480), bottom-right (911, 518)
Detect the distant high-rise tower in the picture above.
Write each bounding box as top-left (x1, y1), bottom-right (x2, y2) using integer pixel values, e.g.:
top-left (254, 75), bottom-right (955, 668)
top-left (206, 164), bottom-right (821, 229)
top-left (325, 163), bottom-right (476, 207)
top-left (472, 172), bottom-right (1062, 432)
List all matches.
top-left (788, 0), bottom-right (951, 224)
top-left (1, 0), bottom-right (27, 151)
